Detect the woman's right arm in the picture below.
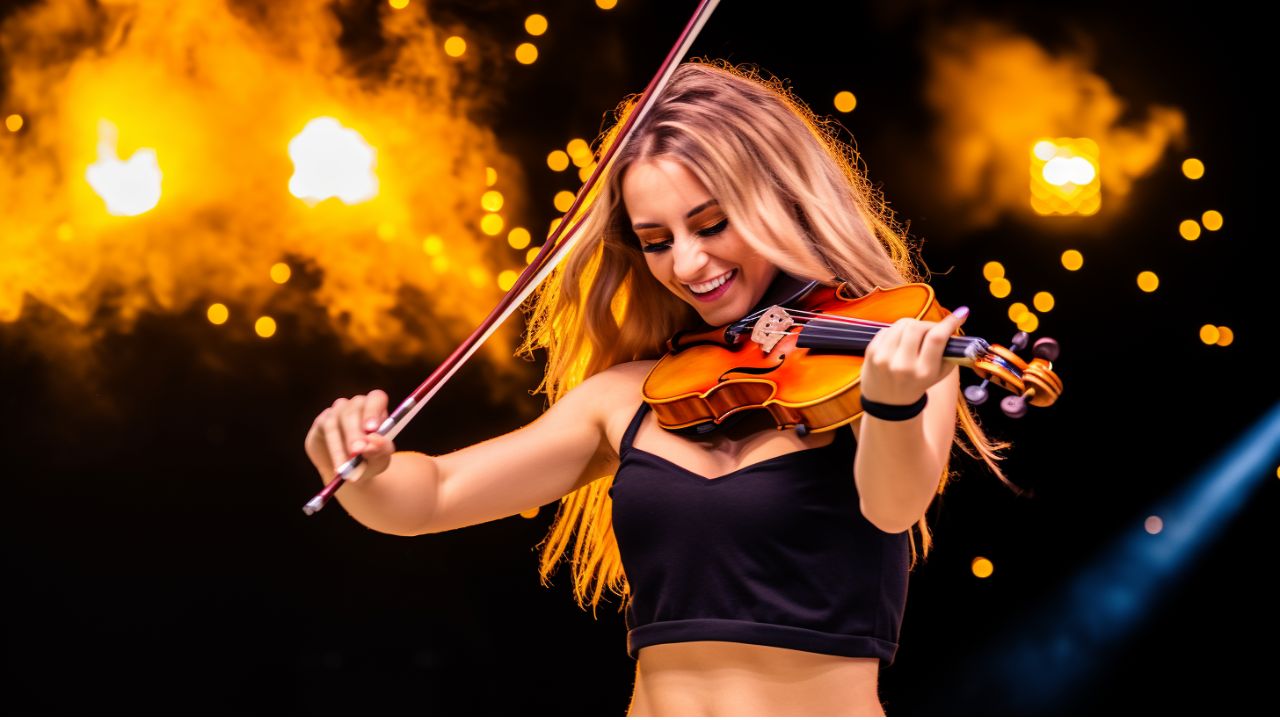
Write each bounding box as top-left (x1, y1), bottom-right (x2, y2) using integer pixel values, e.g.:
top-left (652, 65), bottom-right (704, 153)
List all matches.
top-left (304, 368), bottom-right (620, 536)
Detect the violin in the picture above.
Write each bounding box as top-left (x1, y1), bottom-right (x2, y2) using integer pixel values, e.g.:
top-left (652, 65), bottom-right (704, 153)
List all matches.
top-left (642, 277), bottom-right (1064, 437)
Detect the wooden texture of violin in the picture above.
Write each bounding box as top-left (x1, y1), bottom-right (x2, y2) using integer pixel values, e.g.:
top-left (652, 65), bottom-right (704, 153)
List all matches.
top-left (641, 282), bottom-right (960, 435)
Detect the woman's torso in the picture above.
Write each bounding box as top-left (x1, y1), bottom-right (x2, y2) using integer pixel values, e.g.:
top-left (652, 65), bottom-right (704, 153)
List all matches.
top-left (599, 361), bottom-right (884, 716)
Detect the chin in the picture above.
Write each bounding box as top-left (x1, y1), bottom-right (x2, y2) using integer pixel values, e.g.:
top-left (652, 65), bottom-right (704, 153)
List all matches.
top-left (692, 302), bottom-right (743, 327)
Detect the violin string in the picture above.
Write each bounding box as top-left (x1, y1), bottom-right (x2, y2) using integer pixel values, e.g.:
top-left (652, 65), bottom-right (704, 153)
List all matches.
top-left (756, 310), bottom-right (968, 337)
top-left (759, 326), bottom-right (974, 350)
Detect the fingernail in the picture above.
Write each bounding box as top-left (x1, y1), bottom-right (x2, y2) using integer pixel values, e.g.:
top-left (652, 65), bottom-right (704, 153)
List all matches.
top-left (955, 305), bottom-right (969, 317)
top-left (365, 419), bottom-right (378, 430)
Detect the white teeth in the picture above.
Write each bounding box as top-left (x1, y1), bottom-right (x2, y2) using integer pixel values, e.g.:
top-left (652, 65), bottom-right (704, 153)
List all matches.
top-left (690, 270), bottom-right (734, 294)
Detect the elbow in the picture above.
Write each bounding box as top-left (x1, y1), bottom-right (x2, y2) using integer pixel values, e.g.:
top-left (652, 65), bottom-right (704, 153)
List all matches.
top-left (859, 497), bottom-right (916, 535)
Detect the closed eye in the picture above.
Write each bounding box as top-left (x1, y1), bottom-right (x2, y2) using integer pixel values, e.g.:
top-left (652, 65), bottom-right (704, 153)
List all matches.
top-left (640, 218), bottom-right (729, 253)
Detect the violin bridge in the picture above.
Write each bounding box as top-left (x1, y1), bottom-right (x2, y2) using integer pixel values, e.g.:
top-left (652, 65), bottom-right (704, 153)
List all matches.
top-left (750, 305), bottom-right (794, 354)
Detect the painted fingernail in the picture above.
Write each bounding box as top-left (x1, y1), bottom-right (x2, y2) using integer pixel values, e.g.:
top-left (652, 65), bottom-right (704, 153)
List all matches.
top-left (365, 419), bottom-right (377, 430)
top-left (955, 306), bottom-right (969, 317)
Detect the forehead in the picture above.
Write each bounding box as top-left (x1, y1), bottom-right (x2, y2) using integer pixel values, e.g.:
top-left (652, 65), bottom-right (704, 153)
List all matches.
top-left (621, 157), bottom-right (712, 215)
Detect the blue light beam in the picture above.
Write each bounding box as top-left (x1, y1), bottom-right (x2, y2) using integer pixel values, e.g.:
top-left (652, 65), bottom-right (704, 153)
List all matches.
top-left (941, 400), bottom-right (1280, 713)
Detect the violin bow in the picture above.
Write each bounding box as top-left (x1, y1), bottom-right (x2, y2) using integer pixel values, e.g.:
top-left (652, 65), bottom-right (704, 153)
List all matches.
top-left (304, 0), bottom-right (723, 515)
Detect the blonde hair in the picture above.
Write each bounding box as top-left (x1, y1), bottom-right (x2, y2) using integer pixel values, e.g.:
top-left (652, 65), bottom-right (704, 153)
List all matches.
top-left (516, 59), bottom-right (1019, 617)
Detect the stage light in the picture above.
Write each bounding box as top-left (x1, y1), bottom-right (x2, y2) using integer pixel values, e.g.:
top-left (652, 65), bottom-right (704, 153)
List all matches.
top-left (1030, 137), bottom-right (1101, 216)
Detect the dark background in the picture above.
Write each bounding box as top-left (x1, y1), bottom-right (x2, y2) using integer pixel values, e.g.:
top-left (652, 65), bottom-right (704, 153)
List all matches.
top-left (2, 0), bottom-right (1273, 715)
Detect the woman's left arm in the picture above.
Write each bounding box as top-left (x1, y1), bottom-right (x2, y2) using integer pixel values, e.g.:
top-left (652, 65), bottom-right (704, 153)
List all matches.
top-left (852, 307), bottom-right (968, 534)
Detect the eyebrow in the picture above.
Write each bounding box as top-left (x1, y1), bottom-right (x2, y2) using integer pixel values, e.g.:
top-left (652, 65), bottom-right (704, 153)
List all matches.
top-left (631, 199), bottom-right (720, 230)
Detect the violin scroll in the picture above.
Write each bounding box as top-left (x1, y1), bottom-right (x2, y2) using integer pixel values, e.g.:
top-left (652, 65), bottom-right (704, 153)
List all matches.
top-left (963, 329), bottom-right (1064, 419)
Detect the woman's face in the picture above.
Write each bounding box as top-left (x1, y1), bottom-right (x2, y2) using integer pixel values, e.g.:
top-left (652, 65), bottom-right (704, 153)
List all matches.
top-left (621, 156), bottom-right (779, 327)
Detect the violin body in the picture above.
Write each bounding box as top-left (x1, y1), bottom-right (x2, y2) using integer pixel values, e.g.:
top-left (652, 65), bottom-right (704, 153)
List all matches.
top-left (642, 281), bottom-right (1063, 437)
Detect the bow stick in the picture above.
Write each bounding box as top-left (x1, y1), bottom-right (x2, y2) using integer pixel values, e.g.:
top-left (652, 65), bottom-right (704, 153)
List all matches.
top-left (304, 0), bottom-right (723, 515)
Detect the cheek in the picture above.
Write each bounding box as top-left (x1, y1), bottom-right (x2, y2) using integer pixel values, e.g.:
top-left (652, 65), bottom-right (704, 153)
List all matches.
top-left (642, 256), bottom-right (673, 286)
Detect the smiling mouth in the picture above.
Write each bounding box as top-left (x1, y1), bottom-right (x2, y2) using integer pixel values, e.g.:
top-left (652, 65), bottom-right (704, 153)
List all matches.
top-left (687, 268), bottom-right (737, 301)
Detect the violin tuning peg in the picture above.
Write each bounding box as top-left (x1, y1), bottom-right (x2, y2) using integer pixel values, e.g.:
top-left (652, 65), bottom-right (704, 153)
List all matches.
top-left (1000, 394), bottom-right (1029, 419)
top-left (794, 423), bottom-right (810, 437)
top-left (1010, 331), bottom-right (1030, 352)
top-left (964, 383), bottom-right (990, 405)
top-left (1032, 336), bottom-right (1060, 363)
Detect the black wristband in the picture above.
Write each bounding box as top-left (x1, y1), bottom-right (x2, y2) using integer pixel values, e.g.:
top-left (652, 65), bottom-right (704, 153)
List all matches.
top-left (861, 392), bottom-right (928, 421)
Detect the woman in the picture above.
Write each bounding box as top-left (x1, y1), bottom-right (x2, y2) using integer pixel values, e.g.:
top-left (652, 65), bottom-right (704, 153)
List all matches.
top-left (304, 60), bottom-right (1015, 716)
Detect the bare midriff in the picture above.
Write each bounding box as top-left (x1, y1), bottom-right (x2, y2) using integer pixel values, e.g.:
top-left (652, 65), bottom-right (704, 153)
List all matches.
top-left (625, 640), bottom-right (884, 716)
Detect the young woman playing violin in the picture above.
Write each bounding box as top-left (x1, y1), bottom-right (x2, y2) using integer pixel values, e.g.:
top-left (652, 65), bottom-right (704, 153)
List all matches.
top-left (305, 60), bottom-right (1014, 716)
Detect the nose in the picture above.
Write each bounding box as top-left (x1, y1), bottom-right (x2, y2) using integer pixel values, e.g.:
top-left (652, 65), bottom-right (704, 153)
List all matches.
top-left (670, 232), bottom-right (709, 283)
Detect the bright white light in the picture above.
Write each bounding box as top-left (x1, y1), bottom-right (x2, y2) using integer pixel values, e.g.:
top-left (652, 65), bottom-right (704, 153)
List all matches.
top-left (1033, 140), bottom-right (1058, 161)
top-left (85, 119), bottom-right (162, 216)
top-left (288, 117), bottom-right (378, 205)
top-left (1041, 156), bottom-right (1096, 187)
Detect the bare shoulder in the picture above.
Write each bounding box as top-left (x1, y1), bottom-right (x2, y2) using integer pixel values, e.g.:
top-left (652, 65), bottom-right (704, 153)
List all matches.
top-left (584, 359), bottom-right (658, 460)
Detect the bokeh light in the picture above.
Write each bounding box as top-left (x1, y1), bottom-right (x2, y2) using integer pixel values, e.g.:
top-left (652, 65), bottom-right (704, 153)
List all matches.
top-left (1202, 210), bottom-right (1223, 231)
top-left (515, 42), bottom-right (538, 64)
top-left (983, 261), bottom-right (1005, 281)
top-left (1182, 157), bottom-right (1205, 179)
top-left (989, 277), bottom-right (1012, 298)
top-left (1061, 249), bottom-right (1084, 271)
top-left (1216, 326), bottom-right (1234, 347)
top-left (834, 91), bottom-right (856, 112)
top-left (481, 213), bottom-right (504, 236)
top-left (1008, 302), bottom-right (1029, 323)
top-left (547, 150), bottom-right (570, 171)
top-left (481, 190), bottom-right (504, 212)
top-left (269, 262), bottom-right (291, 284)
top-left (1137, 271), bottom-right (1159, 293)
top-left (507, 227), bottom-right (531, 250)
top-left (596, 0), bottom-right (618, 9)
top-left (525, 14), bottom-right (548, 36)
top-left (1033, 291), bottom-right (1054, 312)
top-left (207, 303), bottom-right (229, 325)
top-left (498, 269), bottom-right (519, 291)
top-left (255, 316), bottom-right (277, 338)
top-left (1179, 219), bottom-right (1202, 241)
top-left (1199, 324), bottom-right (1220, 345)
top-left (444, 35), bottom-right (466, 57)
top-left (4, 113), bottom-right (22, 132)
top-left (971, 556), bottom-right (994, 579)
top-left (1144, 515), bottom-right (1163, 534)
top-left (553, 190), bottom-right (575, 212)
top-left (567, 138), bottom-right (592, 167)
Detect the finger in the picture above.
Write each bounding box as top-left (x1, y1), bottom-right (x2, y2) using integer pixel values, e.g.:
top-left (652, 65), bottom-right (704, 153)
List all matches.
top-left (306, 408), bottom-right (335, 474)
top-left (342, 395), bottom-right (367, 454)
top-left (323, 399), bottom-right (351, 473)
top-left (919, 319), bottom-right (957, 371)
top-left (363, 433), bottom-right (394, 472)
top-left (868, 320), bottom-right (902, 364)
top-left (946, 305), bottom-right (970, 330)
top-left (891, 320), bottom-right (930, 369)
top-left (364, 389), bottom-right (388, 432)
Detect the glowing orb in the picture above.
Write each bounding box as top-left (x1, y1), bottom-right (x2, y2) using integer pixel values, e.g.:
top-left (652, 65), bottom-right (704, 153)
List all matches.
top-left (288, 117), bottom-right (378, 205)
top-left (85, 119), bottom-right (162, 217)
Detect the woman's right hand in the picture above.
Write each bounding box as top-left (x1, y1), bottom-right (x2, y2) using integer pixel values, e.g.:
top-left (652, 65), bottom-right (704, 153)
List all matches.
top-left (305, 390), bottom-right (396, 484)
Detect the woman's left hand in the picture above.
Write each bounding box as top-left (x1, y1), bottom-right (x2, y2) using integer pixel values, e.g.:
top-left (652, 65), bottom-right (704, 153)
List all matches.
top-left (859, 305), bottom-right (969, 405)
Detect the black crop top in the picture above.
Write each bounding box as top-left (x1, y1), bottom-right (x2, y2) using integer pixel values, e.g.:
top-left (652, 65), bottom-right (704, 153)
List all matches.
top-left (608, 402), bottom-right (910, 664)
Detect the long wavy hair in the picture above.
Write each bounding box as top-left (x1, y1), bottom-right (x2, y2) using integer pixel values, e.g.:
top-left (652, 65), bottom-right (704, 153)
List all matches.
top-left (516, 59), bottom-right (1019, 617)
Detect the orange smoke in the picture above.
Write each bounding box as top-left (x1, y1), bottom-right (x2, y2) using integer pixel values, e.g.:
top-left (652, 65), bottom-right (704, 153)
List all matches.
top-left (0, 0), bottom-right (534, 397)
top-left (920, 19), bottom-right (1188, 229)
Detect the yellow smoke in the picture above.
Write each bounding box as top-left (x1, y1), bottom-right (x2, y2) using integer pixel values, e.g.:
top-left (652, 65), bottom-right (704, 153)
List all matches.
top-left (0, 0), bottom-right (534, 400)
top-left (920, 19), bottom-right (1188, 229)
